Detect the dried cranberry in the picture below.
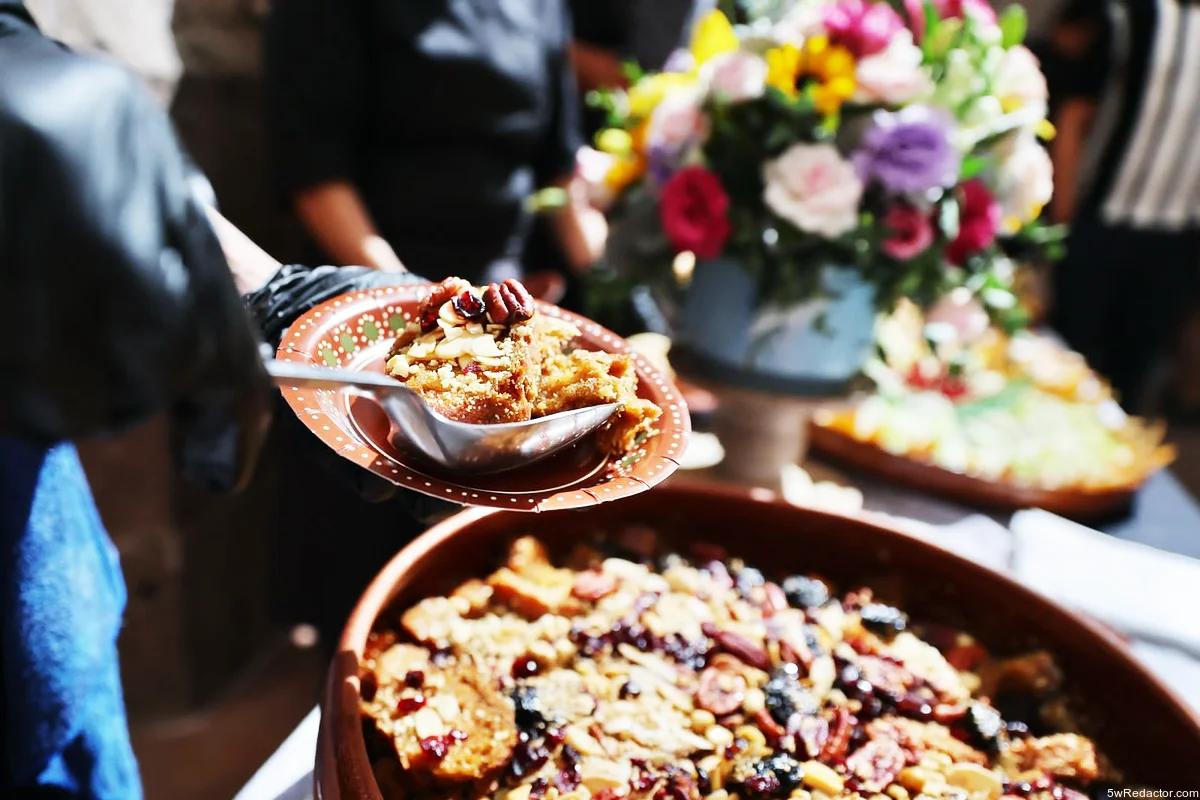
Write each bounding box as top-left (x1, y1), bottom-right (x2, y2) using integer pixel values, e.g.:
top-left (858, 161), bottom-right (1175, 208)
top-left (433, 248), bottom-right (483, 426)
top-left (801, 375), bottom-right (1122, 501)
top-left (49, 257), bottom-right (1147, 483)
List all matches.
top-left (418, 307), bottom-right (439, 332)
top-left (419, 735), bottom-right (452, 759)
top-left (509, 740), bottom-right (550, 779)
top-left (395, 695), bottom-right (427, 714)
top-left (555, 744), bottom-right (583, 792)
top-left (450, 729), bottom-right (467, 742)
top-left (819, 706), bottom-right (854, 763)
top-left (743, 773), bottom-right (780, 796)
top-left (895, 693), bottom-right (934, 720)
top-left (529, 778), bottom-right (549, 800)
top-left (452, 290), bottom-right (486, 320)
top-left (696, 665), bottom-right (747, 715)
top-left (512, 657), bottom-right (541, 679)
top-left (545, 727), bottom-right (566, 747)
top-left (593, 791), bottom-right (624, 800)
top-left (795, 714), bottom-right (829, 759)
top-left (403, 670), bottom-right (425, 689)
top-left (859, 604), bottom-right (908, 638)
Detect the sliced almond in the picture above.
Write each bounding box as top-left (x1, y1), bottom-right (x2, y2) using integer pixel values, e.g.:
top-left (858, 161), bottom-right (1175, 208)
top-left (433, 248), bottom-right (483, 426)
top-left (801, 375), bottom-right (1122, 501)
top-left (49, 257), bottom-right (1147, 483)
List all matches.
top-left (944, 763), bottom-right (1003, 800)
top-left (581, 758), bottom-right (631, 793)
top-left (412, 707), bottom-right (444, 739)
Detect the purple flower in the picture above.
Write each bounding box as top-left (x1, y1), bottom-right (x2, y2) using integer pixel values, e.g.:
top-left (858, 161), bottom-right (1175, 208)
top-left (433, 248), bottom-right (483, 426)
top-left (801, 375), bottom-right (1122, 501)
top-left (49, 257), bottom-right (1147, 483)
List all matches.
top-left (852, 106), bottom-right (962, 194)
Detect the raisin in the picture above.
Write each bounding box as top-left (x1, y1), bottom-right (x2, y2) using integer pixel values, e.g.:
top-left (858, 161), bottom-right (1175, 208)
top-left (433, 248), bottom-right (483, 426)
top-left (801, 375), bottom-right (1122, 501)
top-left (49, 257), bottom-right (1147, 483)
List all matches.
top-left (764, 664), bottom-right (815, 726)
top-left (512, 686), bottom-right (545, 731)
top-left (403, 670), bottom-right (425, 689)
top-left (781, 576), bottom-right (830, 609)
top-left (859, 604), bottom-right (908, 638)
top-left (452, 290), bottom-right (486, 320)
top-left (962, 702), bottom-right (1005, 753)
top-left (419, 735), bottom-right (452, 759)
top-left (512, 657), bottom-right (541, 679)
top-left (620, 680), bottom-right (642, 699)
top-left (395, 695), bottom-right (426, 714)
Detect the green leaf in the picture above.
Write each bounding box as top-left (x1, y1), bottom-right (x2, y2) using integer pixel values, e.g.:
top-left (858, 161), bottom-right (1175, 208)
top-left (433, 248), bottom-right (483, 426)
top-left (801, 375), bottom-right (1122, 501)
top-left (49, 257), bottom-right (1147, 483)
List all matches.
top-left (999, 4), bottom-right (1028, 48)
top-left (960, 155), bottom-right (987, 180)
top-left (622, 61), bottom-right (645, 84)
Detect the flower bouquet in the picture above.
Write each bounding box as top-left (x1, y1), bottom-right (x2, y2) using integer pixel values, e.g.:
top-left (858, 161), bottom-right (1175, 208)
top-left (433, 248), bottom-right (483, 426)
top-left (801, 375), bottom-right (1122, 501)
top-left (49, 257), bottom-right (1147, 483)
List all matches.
top-left (591, 0), bottom-right (1062, 384)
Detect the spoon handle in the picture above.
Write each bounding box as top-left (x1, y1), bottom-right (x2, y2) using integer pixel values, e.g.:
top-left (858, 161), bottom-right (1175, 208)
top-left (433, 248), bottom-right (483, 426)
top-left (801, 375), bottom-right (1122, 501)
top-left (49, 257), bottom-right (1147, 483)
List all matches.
top-left (265, 358), bottom-right (402, 393)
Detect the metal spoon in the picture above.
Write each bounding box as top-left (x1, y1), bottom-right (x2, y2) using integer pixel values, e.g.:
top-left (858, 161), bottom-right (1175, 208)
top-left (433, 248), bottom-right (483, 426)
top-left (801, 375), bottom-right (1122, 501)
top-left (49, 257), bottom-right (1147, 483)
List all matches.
top-left (266, 359), bottom-right (619, 474)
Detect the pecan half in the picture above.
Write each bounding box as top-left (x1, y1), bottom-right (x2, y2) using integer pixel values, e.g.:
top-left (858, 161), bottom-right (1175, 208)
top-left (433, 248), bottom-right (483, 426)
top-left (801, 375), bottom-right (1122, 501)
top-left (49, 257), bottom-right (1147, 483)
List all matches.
top-left (419, 277), bottom-right (471, 320)
top-left (701, 624), bottom-right (770, 671)
top-left (485, 279), bottom-right (536, 325)
top-left (846, 738), bottom-right (906, 792)
top-left (819, 706), bottom-right (855, 763)
top-left (696, 665), bottom-right (747, 715)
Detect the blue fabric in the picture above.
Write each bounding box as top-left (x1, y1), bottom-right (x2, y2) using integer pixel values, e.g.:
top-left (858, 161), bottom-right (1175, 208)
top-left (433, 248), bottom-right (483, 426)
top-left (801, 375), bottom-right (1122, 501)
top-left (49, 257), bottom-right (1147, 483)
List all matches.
top-left (0, 437), bottom-right (141, 799)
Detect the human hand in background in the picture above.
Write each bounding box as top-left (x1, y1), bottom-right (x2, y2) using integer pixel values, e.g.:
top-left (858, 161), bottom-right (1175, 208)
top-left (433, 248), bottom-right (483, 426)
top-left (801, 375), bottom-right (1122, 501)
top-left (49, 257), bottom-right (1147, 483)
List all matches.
top-left (0, 30), bottom-right (270, 490)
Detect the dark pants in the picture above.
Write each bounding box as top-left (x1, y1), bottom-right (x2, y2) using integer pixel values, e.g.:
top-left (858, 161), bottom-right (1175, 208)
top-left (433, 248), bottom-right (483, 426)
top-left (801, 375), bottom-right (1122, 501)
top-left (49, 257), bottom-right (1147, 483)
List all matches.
top-left (1051, 218), bottom-right (1200, 411)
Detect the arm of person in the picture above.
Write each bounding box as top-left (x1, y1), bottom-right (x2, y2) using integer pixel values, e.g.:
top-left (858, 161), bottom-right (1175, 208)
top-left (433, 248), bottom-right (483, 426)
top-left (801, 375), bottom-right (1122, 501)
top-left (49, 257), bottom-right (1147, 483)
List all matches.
top-left (571, 40), bottom-right (628, 93)
top-left (540, 0), bottom-right (605, 273)
top-left (1050, 98), bottom-right (1097, 224)
top-left (292, 181), bottom-right (407, 273)
top-left (264, 0), bottom-right (406, 271)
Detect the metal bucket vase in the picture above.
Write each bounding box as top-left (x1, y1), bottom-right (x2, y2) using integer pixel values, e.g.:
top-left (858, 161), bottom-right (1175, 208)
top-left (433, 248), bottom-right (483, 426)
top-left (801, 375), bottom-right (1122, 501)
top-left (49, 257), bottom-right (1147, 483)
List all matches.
top-left (681, 258), bottom-right (877, 393)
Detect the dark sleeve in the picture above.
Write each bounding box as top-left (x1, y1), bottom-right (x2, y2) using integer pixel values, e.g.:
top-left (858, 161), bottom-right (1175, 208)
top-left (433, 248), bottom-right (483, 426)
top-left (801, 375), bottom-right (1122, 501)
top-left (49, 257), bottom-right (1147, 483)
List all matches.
top-left (0, 37), bottom-right (269, 490)
top-left (569, 0), bottom-right (633, 51)
top-left (264, 0), bottom-right (365, 200)
top-left (245, 264), bottom-right (428, 348)
top-left (535, 0), bottom-right (585, 185)
top-left (1051, 0), bottom-right (1111, 101)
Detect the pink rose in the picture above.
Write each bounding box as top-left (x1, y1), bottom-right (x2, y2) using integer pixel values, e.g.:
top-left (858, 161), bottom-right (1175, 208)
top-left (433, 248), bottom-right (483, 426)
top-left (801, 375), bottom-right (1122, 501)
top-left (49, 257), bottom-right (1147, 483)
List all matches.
top-left (882, 204), bottom-right (934, 260)
top-left (763, 143), bottom-right (864, 238)
top-left (925, 288), bottom-right (990, 345)
top-left (705, 51), bottom-right (769, 103)
top-left (946, 180), bottom-right (1001, 264)
top-left (904, 0), bottom-right (997, 38)
top-left (823, 0), bottom-right (906, 58)
top-left (854, 30), bottom-right (933, 106)
top-left (647, 91), bottom-right (709, 154)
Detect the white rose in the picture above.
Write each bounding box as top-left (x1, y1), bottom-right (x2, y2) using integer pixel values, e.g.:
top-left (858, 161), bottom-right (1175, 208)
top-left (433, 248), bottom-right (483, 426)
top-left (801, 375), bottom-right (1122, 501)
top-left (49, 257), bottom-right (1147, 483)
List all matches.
top-left (854, 30), bottom-right (934, 106)
top-left (647, 90), bottom-right (709, 153)
top-left (932, 48), bottom-right (985, 111)
top-left (993, 45), bottom-right (1048, 111)
top-left (763, 143), bottom-right (863, 238)
top-left (772, 1), bottom-right (828, 46)
top-left (995, 133), bottom-right (1053, 227)
top-left (704, 51), bottom-right (769, 103)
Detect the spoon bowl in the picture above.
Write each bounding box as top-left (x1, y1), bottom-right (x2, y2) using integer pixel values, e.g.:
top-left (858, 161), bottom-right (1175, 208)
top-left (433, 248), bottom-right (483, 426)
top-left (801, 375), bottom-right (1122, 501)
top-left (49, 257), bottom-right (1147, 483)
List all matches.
top-left (266, 359), bottom-right (619, 474)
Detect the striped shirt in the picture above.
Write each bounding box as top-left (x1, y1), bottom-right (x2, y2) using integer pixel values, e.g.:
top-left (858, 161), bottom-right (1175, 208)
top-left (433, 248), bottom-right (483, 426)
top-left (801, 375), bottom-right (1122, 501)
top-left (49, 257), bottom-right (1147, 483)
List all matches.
top-left (1072, 0), bottom-right (1200, 231)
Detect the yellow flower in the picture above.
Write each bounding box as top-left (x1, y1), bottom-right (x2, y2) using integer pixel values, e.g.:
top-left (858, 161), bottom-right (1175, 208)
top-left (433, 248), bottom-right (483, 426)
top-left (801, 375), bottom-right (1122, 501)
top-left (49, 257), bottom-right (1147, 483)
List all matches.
top-left (626, 73), bottom-right (696, 119)
top-left (604, 155), bottom-right (646, 194)
top-left (766, 44), bottom-right (803, 98)
top-left (765, 36), bottom-right (856, 114)
top-left (690, 10), bottom-right (739, 66)
top-left (1036, 119), bottom-right (1056, 141)
top-left (1000, 95), bottom-right (1024, 114)
top-left (596, 128), bottom-right (633, 156)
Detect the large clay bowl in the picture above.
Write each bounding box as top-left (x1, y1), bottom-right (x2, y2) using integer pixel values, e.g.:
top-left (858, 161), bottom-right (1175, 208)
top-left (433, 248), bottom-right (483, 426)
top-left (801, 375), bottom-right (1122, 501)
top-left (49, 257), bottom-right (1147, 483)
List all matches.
top-left (316, 484), bottom-right (1200, 798)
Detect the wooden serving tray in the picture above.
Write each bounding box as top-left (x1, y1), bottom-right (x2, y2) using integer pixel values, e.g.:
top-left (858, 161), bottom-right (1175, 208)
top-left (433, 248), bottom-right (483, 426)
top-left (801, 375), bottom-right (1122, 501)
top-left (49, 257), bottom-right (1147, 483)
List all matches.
top-left (809, 422), bottom-right (1140, 521)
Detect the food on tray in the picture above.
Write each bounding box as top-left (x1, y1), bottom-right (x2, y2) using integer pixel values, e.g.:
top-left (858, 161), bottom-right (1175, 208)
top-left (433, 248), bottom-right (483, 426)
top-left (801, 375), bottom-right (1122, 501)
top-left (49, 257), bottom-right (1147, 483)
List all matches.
top-left (814, 301), bottom-right (1173, 492)
top-left (385, 277), bottom-right (661, 457)
top-left (360, 532), bottom-right (1114, 800)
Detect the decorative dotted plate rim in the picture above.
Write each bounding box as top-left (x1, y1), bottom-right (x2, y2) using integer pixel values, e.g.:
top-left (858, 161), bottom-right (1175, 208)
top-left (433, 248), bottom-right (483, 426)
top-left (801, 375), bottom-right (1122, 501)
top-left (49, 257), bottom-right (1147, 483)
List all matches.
top-left (276, 284), bottom-right (690, 512)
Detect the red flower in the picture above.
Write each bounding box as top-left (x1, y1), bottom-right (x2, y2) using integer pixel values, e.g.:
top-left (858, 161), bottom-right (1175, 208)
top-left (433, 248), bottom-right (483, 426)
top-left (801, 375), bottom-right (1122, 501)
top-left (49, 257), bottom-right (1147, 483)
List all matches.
top-left (659, 166), bottom-right (732, 259)
top-left (882, 204), bottom-right (934, 260)
top-left (904, 0), bottom-right (996, 39)
top-left (946, 180), bottom-right (1001, 265)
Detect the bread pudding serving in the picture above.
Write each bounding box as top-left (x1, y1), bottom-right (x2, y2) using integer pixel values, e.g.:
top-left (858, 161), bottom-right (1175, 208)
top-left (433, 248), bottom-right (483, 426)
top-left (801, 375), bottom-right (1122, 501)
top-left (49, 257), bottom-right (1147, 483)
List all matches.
top-left (360, 533), bottom-right (1114, 800)
top-left (385, 277), bottom-right (661, 458)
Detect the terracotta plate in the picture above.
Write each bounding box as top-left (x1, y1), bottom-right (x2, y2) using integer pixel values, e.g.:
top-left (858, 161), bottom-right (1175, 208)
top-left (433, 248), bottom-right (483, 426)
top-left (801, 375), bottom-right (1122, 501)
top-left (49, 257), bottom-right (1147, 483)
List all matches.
top-left (275, 284), bottom-right (689, 511)
top-left (809, 420), bottom-right (1139, 521)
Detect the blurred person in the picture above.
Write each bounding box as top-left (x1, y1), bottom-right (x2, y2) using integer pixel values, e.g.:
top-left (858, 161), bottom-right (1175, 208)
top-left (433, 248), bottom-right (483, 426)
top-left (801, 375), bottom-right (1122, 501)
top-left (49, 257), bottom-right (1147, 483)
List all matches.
top-left (265, 0), bottom-right (600, 284)
top-left (22, 0), bottom-right (180, 105)
top-left (0, 2), bottom-right (268, 795)
top-left (1048, 0), bottom-right (1200, 411)
top-left (170, 0), bottom-right (307, 265)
